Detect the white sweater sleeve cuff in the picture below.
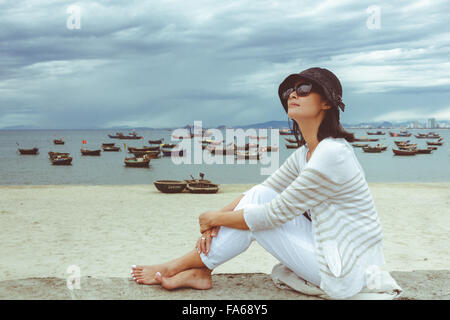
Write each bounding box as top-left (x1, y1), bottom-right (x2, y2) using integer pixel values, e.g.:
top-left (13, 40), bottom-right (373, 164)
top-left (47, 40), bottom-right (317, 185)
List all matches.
top-left (243, 204), bottom-right (274, 231)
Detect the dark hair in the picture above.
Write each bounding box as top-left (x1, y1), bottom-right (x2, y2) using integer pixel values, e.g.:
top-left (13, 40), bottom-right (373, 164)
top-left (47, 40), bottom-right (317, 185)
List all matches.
top-left (289, 91), bottom-right (355, 146)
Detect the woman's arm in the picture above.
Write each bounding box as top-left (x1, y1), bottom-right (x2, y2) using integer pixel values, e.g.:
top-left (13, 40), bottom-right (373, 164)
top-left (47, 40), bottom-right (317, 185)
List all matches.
top-left (195, 193), bottom-right (246, 255)
top-left (199, 209), bottom-right (248, 233)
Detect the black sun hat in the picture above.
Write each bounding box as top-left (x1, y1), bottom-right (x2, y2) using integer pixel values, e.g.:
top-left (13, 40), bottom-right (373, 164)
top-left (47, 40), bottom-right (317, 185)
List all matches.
top-left (278, 67), bottom-right (345, 113)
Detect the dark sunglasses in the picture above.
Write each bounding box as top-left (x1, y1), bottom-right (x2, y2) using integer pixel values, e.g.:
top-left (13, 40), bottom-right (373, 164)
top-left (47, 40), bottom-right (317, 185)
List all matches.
top-left (282, 83), bottom-right (313, 100)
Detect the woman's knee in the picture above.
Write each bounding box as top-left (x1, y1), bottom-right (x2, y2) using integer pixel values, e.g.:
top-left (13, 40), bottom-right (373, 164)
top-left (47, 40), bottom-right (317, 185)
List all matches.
top-left (236, 184), bottom-right (278, 210)
top-left (213, 226), bottom-right (252, 249)
top-left (201, 226), bottom-right (253, 268)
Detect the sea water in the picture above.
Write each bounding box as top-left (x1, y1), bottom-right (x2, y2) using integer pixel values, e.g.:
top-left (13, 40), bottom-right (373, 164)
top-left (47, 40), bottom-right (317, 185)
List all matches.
top-left (0, 128), bottom-right (449, 185)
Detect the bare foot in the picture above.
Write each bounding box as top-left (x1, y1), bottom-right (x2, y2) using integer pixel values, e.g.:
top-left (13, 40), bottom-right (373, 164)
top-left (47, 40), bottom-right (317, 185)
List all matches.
top-left (155, 268), bottom-right (212, 290)
top-left (131, 264), bottom-right (173, 285)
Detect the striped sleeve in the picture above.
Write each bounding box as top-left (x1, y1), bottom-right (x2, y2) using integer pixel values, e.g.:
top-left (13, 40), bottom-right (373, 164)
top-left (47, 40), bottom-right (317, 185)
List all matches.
top-left (244, 167), bottom-right (336, 230)
top-left (259, 147), bottom-right (303, 193)
top-left (244, 140), bottom-right (358, 231)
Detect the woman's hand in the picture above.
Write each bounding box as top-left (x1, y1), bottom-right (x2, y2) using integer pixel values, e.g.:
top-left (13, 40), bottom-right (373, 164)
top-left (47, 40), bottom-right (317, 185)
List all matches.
top-left (195, 226), bottom-right (220, 255)
top-left (198, 210), bottom-right (219, 233)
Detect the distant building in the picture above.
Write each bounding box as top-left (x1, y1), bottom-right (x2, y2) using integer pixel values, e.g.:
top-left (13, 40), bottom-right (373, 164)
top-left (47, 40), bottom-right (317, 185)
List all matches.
top-left (427, 118), bottom-right (436, 129)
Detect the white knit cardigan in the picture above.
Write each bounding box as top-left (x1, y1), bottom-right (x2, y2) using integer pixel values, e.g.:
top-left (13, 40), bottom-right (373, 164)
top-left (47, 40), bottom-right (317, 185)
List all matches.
top-left (243, 137), bottom-right (386, 299)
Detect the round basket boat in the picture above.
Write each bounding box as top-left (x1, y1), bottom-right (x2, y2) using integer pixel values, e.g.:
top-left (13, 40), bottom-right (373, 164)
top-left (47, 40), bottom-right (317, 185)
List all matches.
top-left (186, 182), bottom-right (219, 194)
top-left (154, 180), bottom-right (187, 193)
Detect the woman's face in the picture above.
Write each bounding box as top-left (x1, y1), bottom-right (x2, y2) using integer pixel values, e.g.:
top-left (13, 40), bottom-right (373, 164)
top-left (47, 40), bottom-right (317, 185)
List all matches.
top-left (286, 80), bottom-right (330, 122)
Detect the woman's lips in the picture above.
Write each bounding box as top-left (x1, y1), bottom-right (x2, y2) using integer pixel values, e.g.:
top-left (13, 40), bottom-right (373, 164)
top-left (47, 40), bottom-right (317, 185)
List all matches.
top-left (289, 103), bottom-right (300, 107)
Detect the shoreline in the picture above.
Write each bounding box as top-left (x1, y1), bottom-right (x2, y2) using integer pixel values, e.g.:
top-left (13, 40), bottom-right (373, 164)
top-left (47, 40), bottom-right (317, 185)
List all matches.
top-left (1, 181), bottom-right (450, 188)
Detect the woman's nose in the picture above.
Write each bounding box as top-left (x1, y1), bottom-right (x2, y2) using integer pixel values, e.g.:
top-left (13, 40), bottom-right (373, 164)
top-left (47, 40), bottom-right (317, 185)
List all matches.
top-left (289, 90), bottom-right (298, 99)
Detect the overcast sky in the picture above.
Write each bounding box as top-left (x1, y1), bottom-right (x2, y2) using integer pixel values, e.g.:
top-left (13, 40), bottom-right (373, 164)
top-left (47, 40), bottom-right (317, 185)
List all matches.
top-left (1, 0), bottom-right (449, 129)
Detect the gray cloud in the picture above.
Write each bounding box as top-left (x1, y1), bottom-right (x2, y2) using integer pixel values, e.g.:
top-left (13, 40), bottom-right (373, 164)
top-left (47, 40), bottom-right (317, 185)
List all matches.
top-left (1, 0), bottom-right (449, 129)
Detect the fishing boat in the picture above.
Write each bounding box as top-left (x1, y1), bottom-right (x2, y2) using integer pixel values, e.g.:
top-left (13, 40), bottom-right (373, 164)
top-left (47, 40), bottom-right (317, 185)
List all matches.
top-left (50, 156), bottom-right (73, 165)
top-left (426, 138), bottom-right (444, 146)
top-left (392, 148), bottom-right (417, 156)
top-left (109, 132), bottom-right (142, 139)
top-left (102, 146), bottom-right (121, 152)
top-left (202, 139), bottom-right (224, 146)
top-left (118, 133), bottom-right (143, 140)
top-left (426, 141), bottom-right (443, 146)
top-left (427, 146), bottom-right (438, 150)
top-left (154, 180), bottom-right (187, 193)
top-left (53, 139), bottom-right (65, 145)
top-left (80, 149), bottom-right (101, 156)
top-left (394, 140), bottom-right (411, 146)
top-left (161, 148), bottom-right (185, 157)
top-left (124, 155), bottom-right (151, 168)
top-left (18, 147), bottom-right (39, 155)
top-left (102, 142), bottom-right (115, 147)
top-left (286, 143), bottom-right (300, 149)
top-left (235, 151), bottom-right (261, 160)
top-left (398, 144), bottom-right (417, 150)
top-left (415, 132), bottom-right (441, 139)
top-left (354, 138), bottom-right (379, 142)
top-left (389, 131), bottom-right (411, 137)
top-left (186, 182), bottom-right (219, 194)
top-left (128, 146), bottom-right (160, 153)
top-left (48, 152), bottom-right (70, 159)
top-left (207, 143), bottom-right (236, 155)
top-left (131, 150), bottom-right (161, 158)
top-left (352, 143), bottom-right (369, 148)
top-left (148, 138), bottom-right (164, 144)
top-left (366, 131), bottom-right (385, 135)
top-left (362, 146), bottom-right (383, 153)
top-left (108, 132), bottom-right (123, 139)
top-left (160, 143), bottom-right (177, 148)
top-left (208, 147), bottom-right (236, 155)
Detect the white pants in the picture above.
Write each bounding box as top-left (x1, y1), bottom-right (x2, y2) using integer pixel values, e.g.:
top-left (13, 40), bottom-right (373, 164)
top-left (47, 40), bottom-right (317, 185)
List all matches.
top-left (200, 184), bottom-right (322, 286)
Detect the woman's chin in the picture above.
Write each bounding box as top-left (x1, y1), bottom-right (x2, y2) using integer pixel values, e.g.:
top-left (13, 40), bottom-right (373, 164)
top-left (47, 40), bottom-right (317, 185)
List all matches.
top-left (288, 109), bottom-right (305, 119)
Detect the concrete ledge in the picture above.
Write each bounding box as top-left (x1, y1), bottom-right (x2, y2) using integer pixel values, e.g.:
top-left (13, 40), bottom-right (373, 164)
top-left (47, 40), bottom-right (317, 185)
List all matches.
top-left (0, 270), bottom-right (448, 300)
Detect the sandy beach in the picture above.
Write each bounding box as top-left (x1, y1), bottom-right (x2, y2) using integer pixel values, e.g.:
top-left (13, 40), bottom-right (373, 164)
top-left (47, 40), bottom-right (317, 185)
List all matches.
top-left (0, 183), bottom-right (449, 300)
